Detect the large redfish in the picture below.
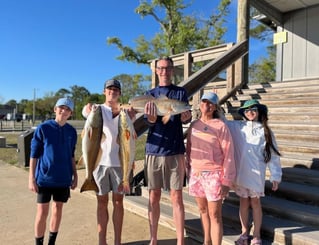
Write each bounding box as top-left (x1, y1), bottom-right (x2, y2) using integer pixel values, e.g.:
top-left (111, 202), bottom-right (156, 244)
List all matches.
top-left (79, 104), bottom-right (103, 192)
top-left (118, 109), bottom-right (137, 194)
top-left (128, 94), bottom-right (191, 124)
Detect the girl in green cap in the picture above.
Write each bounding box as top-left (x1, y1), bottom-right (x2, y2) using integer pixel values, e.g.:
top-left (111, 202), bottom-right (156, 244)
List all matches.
top-left (223, 99), bottom-right (282, 245)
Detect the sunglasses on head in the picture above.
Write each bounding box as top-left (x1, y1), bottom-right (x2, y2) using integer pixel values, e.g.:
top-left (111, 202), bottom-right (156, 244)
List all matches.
top-left (244, 106), bottom-right (258, 113)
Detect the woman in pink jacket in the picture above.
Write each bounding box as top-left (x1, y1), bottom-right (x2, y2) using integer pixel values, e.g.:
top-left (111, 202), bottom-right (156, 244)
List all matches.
top-left (186, 92), bottom-right (236, 245)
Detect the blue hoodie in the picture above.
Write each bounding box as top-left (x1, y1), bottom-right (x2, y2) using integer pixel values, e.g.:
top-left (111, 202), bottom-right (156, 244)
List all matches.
top-left (30, 119), bottom-right (77, 188)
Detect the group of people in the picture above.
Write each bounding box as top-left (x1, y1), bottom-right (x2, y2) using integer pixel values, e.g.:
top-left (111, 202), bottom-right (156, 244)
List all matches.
top-left (28, 56), bottom-right (282, 245)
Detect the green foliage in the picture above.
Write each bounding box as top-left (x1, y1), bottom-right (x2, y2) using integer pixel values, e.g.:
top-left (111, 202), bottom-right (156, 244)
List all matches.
top-left (5, 76), bottom-right (148, 120)
top-left (4, 1), bottom-right (234, 118)
top-left (249, 46), bottom-right (276, 84)
top-left (107, 0), bottom-right (231, 63)
top-left (114, 74), bottom-right (149, 104)
top-left (248, 7), bottom-right (276, 84)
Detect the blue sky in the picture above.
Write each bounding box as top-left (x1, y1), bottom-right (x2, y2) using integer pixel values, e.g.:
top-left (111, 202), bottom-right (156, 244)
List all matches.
top-left (0, 0), bottom-right (267, 104)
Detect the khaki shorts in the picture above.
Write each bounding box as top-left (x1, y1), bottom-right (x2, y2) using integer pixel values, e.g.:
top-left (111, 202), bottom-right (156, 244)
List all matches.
top-left (144, 154), bottom-right (185, 191)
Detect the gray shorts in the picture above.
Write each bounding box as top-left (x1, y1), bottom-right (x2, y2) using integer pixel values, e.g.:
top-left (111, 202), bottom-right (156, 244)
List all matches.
top-left (93, 165), bottom-right (123, 195)
top-left (144, 154), bottom-right (185, 191)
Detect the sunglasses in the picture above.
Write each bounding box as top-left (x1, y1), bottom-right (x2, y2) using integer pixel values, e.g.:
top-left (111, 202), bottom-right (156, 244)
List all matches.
top-left (244, 107), bottom-right (258, 113)
top-left (156, 66), bottom-right (173, 72)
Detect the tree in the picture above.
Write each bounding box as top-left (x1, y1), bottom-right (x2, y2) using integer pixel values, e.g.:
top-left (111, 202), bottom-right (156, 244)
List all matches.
top-left (55, 88), bottom-right (72, 98)
top-left (69, 85), bottom-right (90, 119)
top-left (248, 7), bottom-right (276, 83)
top-left (114, 74), bottom-right (149, 104)
top-left (5, 100), bottom-right (17, 108)
top-left (107, 0), bottom-right (231, 65)
top-left (249, 45), bottom-right (276, 84)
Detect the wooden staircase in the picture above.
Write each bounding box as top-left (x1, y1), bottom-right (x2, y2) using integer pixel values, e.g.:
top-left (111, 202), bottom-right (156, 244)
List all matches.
top-left (125, 78), bottom-right (319, 245)
top-left (226, 78), bottom-right (319, 170)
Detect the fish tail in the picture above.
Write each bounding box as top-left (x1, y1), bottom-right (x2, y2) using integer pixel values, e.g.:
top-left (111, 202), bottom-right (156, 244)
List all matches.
top-left (80, 178), bottom-right (99, 193)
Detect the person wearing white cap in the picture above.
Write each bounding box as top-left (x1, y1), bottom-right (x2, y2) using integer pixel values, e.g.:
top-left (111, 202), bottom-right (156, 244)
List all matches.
top-left (185, 91), bottom-right (236, 245)
top-left (28, 97), bottom-right (77, 245)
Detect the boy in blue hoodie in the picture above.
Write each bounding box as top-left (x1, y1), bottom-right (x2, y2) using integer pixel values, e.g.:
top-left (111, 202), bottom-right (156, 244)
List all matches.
top-left (28, 97), bottom-right (78, 245)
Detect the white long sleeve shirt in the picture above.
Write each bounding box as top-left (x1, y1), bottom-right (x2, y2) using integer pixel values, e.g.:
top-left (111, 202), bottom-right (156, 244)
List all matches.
top-left (226, 120), bottom-right (282, 193)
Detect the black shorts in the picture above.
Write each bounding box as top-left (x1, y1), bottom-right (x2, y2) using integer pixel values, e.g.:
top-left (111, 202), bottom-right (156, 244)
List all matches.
top-left (37, 187), bottom-right (70, 203)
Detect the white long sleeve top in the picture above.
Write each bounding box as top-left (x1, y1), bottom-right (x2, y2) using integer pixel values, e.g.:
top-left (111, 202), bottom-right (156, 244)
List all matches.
top-left (226, 120), bottom-right (282, 193)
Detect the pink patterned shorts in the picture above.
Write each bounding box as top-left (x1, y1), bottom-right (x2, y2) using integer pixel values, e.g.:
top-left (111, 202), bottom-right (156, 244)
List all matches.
top-left (188, 170), bottom-right (223, 201)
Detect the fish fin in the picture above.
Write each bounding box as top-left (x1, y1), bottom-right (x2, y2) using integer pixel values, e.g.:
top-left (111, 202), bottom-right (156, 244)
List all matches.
top-left (101, 132), bottom-right (106, 143)
top-left (80, 178), bottom-right (99, 193)
top-left (125, 129), bottom-right (131, 141)
top-left (77, 155), bottom-right (84, 168)
top-left (157, 94), bottom-right (169, 100)
top-left (129, 94), bottom-right (155, 104)
top-left (120, 104), bottom-right (132, 110)
top-left (81, 129), bottom-right (85, 138)
top-left (87, 127), bottom-right (94, 140)
top-left (95, 148), bottom-right (103, 170)
top-left (162, 114), bottom-right (171, 124)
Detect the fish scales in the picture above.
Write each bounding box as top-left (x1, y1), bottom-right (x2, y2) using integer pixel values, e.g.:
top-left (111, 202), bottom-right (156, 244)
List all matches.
top-left (118, 109), bottom-right (137, 194)
top-left (128, 94), bottom-right (191, 124)
top-left (79, 104), bottom-right (103, 193)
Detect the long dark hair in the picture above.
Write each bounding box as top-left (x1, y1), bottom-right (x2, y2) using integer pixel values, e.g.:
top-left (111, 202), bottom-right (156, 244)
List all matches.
top-left (258, 110), bottom-right (281, 163)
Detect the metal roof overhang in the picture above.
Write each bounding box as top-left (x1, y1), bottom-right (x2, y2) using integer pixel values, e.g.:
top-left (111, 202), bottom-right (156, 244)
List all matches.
top-left (251, 0), bottom-right (319, 27)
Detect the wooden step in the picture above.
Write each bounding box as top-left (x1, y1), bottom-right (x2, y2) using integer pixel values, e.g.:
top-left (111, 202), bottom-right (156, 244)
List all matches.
top-left (226, 111), bottom-right (319, 123)
top-left (275, 130), bottom-right (319, 144)
top-left (212, 195), bottom-right (319, 244)
top-left (268, 113), bottom-right (319, 124)
top-left (248, 79), bottom-right (319, 89)
top-left (240, 86), bottom-right (319, 97)
top-left (235, 90), bottom-right (319, 100)
top-left (124, 189), bottom-right (285, 244)
top-left (264, 180), bottom-right (319, 206)
top-left (229, 97), bottom-right (319, 107)
top-left (277, 141), bottom-right (319, 155)
top-left (280, 154), bottom-right (319, 169)
top-left (225, 105), bottom-right (319, 115)
top-left (269, 122), bottom-right (319, 132)
top-left (226, 191), bottom-right (319, 229)
top-left (281, 167), bottom-right (319, 186)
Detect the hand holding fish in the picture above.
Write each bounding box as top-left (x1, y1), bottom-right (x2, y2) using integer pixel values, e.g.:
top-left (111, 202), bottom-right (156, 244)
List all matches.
top-left (144, 101), bottom-right (157, 123)
top-left (82, 103), bottom-right (93, 118)
top-left (128, 94), bottom-right (191, 124)
top-left (126, 106), bottom-right (137, 122)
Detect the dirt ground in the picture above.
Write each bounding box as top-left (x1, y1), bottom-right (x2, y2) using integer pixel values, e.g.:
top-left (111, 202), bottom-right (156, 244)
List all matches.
top-left (0, 160), bottom-right (199, 245)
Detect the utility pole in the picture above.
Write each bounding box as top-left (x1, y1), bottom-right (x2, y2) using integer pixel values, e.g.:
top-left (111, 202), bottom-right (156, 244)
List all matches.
top-left (32, 88), bottom-right (36, 126)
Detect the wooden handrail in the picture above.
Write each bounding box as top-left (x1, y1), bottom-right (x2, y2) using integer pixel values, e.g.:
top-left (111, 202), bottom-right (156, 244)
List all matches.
top-left (134, 39), bottom-right (249, 137)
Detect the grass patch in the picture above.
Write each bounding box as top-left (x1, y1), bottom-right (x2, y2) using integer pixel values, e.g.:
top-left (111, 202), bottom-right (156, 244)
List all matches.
top-left (0, 133), bottom-right (20, 165)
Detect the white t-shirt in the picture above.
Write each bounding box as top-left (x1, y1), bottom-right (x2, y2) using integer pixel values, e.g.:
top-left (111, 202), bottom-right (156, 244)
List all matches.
top-left (82, 104), bottom-right (120, 167)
